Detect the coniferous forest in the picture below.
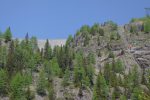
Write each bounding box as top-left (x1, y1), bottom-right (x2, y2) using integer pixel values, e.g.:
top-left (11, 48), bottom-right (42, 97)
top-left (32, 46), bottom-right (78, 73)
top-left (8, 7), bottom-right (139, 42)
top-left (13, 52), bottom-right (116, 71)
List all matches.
top-left (0, 17), bottom-right (150, 100)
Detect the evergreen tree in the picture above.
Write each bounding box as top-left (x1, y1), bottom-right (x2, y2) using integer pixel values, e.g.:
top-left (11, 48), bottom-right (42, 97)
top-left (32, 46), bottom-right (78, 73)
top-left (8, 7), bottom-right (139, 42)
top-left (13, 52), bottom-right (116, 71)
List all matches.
top-left (44, 39), bottom-right (52, 60)
top-left (48, 82), bottom-right (55, 100)
top-left (6, 40), bottom-right (15, 76)
top-left (50, 58), bottom-right (61, 76)
top-left (4, 27), bottom-right (12, 42)
top-left (97, 36), bottom-right (101, 46)
top-left (10, 73), bottom-right (26, 100)
top-left (87, 52), bottom-right (95, 64)
top-left (62, 68), bottom-right (70, 87)
top-left (93, 73), bottom-right (109, 100)
top-left (0, 69), bottom-right (8, 96)
top-left (74, 53), bottom-right (85, 87)
top-left (132, 65), bottom-right (140, 87)
top-left (37, 69), bottom-right (47, 96)
top-left (144, 20), bottom-right (150, 33)
top-left (44, 60), bottom-right (52, 82)
top-left (114, 59), bottom-right (124, 73)
top-left (90, 23), bottom-right (99, 35)
top-left (86, 64), bottom-right (94, 86)
top-left (0, 46), bottom-right (7, 68)
top-left (104, 62), bottom-right (111, 85)
top-left (119, 95), bottom-right (127, 100)
top-left (25, 33), bottom-right (29, 44)
top-left (131, 87), bottom-right (143, 100)
top-left (30, 36), bottom-right (38, 52)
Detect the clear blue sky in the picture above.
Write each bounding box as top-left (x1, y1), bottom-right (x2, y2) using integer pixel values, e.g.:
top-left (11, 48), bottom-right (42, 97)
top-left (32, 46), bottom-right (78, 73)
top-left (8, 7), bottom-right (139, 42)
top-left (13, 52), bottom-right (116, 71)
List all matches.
top-left (0, 0), bottom-right (149, 39)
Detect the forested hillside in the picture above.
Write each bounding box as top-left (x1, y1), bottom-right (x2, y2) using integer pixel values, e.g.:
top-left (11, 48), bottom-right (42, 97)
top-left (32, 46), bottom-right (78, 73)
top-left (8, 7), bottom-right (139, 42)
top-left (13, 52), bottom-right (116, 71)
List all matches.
top-left (0, 17), bottom-right (150, 100)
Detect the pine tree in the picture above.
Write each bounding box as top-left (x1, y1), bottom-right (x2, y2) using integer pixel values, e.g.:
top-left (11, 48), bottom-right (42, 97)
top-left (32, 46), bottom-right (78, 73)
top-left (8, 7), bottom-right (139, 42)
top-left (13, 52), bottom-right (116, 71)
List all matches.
top-left (25, 33), bottom-right (29, 44)
top-left (37, 69), bottom-right (47, 96)
top-left (4, 27), bottom-right (12, 43)
top-left (131, 87), bottom-right (143, 100)
top-left (0, 46), bottom-right (7, 68)
top-left (87, 53), bottom-right (95, 64)
top-left (119, 95), bottom-right (127, 100)
top-left (93, 73), bottom-right (109, 100)
top-left (10, 73), bottom-right (26, 100)
top-left (48, 82), bottom-right (55, 100)
top-left (44, 39), bottom-right (52, 60)
top-left (62, 68), bottom-right (70, 87)
top-left (6, 40), bottom-right (15, 76)
top-left (86, 64), bottom-right (94, 86)
top-left (104, 62), bottom-right (111, 85)
top-left (44, 61), bottom-right (52, 82)
top-left (132, 65), bottom-right (140, 86)
top-left (74, 53), bottom-right (85, 87)
top-left (115, 59), bottom-right (124, 73)
top-left (0, 69), bottom-right (8, 96)
top-left (50, 58), bottom-right (61, 76)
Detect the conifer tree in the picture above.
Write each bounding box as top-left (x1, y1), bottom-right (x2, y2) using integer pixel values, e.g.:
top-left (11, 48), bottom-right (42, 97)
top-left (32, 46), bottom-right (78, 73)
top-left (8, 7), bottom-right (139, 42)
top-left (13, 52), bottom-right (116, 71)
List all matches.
top-left (4, 27), bottom-right (12, 43)
top-left (25, 32), bottom-right (29, 44)
top-left (62, 68), bottom-right (70, 87)
top-left (10, 73), bottom-right (26, 100)
top-left (44, 39), bottom-right (52, 60)
top-left (0, 69), bottom-right (8, 96)
top-left (6, 40), bottom-right (15, 76)
top-left (93, 72), bottom-right (109, 100)
top-left (37, 69), bottom-right (47, 96)
top-left (104, 62), bottom-right (111, 85)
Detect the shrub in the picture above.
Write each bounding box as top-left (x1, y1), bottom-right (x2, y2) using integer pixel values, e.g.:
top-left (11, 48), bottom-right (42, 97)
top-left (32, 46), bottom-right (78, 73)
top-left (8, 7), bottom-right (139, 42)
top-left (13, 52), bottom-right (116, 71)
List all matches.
top-left (144, 20), bottom-right (150, 33)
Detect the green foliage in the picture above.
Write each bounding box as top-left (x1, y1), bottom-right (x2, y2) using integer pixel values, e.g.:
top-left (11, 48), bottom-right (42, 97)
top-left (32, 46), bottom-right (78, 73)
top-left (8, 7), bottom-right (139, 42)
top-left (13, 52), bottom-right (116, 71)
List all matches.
top-left (0, 69), bottom-right (8, 96)
top-left (80, 25), bottom-right (91, 36)
top-left (131, 87), bottom-right (143, 100)
top-left (74, 53), bottom-right (85, 87)
top-left (44, 39), bottom-right (52, 60)
top-left (0, 46), bottom-right (7, 68)
top-left (76, 30), bottom-right (81, 36)
top-left (66, 35), bottom-right (73, 46)
top-left (48, 82), bottom-right (55, 100)
top-left (131, 65), bottom-right (140, 86)
top-left (106, 21), bottom-right (118, 30)
top-left (37, 69), bottom-right (47, 96)
top-left (112, 87), bottom-right (122, 99)
top-left (4, 27), bottom-right (12, 42)
top-left (104, 62), bottom-right (111, 85)
top-left (109, 51), bottom-right (114, 58)
top-left (130, 25), bottom-right (137, 33)
top-left (62, 68), bottom-right (70, 87)
top-left (83, 34), bottom-right (90, 46)
top-left (6, 40), bottom-right (15, 76)
top-left (74, 65), bottom-right (85, 87)
top-left (110, 32), bottom-right (120, 40)
top-left (93, 73), bottom-right (109, 100)
top-left (50, 58), bottom-right (61, 76)
top-left (87, 53), bottom-right (96, 64)
top-left (90, 23), bottom-right (104, 36)
top-left (82, 76), bottom-right (90, 87)
top-left (30, 36), bottom-right (39, 52)
top-left (10, 73), bottom-right (31, 100)
top-left (114, 59), bottom-right (124, 73)
top-left (144, 20), bottom-right (150, 33)
top-left (25, 87), bottom-right (35, 100)
top-left (86, 64), bottom-right (94, 86)
top-left (44, 60), bottom-right (52, 81)
top-left (119, 95), bottom-right (127, 100)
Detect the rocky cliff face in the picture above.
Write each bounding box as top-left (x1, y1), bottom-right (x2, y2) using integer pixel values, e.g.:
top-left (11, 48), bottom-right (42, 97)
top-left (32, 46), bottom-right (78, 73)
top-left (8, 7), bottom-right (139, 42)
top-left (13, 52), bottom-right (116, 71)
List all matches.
top-left (37, 39), bottom-right (66, 49)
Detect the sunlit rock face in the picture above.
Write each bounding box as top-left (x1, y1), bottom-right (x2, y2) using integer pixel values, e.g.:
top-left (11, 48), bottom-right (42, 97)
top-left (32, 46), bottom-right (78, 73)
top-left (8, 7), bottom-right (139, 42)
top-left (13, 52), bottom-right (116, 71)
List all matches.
top-left (37, 39), bottom-right (66, 49)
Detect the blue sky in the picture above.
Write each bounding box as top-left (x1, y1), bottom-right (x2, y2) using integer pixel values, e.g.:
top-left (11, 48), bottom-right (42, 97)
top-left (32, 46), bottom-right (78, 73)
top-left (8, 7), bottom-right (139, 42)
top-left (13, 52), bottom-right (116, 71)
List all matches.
top-left (0, 0), bottom-right (149, 39)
